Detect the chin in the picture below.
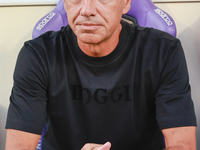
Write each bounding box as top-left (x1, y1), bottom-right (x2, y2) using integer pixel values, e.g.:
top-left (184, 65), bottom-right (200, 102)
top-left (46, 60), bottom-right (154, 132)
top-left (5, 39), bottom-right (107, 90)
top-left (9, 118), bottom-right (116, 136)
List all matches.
top-left (78, 35), bottom-right (102, 45)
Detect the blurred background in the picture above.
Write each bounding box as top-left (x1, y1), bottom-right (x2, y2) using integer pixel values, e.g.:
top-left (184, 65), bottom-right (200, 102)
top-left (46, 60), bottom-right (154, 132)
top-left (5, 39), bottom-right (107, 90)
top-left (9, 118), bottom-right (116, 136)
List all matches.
top-left (0, 0), bottom-right (200, 149)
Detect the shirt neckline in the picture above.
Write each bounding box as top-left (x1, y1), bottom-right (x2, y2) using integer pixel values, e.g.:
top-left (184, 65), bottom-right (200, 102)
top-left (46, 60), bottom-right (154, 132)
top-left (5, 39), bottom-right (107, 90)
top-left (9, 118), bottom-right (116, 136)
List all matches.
top-left (69, 21), bottom-right (130, 67)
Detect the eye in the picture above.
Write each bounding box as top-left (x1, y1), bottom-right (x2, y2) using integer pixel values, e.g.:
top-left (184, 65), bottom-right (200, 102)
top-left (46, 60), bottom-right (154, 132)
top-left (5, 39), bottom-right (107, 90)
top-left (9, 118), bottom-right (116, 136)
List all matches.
top-left (67, 0), bottom-right (81, 4)
top-left (98, 0), bottom-right (112, 4)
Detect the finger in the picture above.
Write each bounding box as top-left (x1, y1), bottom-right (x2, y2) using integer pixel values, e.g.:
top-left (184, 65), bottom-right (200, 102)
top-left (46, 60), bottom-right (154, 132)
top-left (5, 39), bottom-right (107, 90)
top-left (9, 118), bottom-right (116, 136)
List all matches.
top-left (81, 143), bottom-right (103, 150)
top-left (98, 142), bottom-right (111, 150)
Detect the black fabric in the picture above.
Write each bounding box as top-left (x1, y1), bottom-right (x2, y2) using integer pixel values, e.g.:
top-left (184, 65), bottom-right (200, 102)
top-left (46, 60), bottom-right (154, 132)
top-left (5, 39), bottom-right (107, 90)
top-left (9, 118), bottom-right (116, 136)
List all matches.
top-left (6, 21), bottom-right (196, 150)
top-left (122, 14), bottom-right (138, 25)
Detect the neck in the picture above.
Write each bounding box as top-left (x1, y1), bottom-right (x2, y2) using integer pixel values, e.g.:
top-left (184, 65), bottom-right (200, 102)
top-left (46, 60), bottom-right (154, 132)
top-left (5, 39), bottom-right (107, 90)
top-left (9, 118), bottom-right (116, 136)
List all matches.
top-left (77, 24), bottom-right (122, 57)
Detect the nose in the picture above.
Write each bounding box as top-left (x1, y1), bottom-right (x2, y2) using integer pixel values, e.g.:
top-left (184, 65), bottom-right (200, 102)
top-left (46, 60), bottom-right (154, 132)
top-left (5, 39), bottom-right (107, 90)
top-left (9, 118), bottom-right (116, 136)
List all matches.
top-left (80, 0), bottom-right (96, 17)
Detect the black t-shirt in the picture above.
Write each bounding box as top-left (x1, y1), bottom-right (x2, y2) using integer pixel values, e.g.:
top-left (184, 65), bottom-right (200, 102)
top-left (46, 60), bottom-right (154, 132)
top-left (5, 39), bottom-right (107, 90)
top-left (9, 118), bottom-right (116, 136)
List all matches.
top-left (6, 21), bottom-right (196, 150)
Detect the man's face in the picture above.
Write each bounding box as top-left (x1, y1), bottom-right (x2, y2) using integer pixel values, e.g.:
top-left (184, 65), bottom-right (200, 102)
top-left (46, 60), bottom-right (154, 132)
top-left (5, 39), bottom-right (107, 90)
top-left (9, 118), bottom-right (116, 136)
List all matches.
top-left (64, 0), bottom-right (131, 45)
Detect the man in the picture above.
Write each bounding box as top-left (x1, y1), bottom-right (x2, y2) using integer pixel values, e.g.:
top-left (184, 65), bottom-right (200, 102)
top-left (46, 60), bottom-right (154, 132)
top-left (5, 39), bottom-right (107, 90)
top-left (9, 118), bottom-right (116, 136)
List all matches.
top-left (5, 0), bottom-right (196, 149)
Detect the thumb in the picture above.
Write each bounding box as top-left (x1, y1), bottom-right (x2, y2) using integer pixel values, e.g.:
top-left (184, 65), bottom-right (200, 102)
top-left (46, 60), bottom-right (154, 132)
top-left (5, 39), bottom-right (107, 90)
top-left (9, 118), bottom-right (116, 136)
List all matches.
top-left (98, 142), bottom-right (111, 150)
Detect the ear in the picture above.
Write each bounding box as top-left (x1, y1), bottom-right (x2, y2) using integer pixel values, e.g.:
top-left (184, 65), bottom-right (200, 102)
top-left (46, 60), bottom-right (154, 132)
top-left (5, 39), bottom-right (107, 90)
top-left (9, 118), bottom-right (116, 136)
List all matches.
top-left (122, 0), bottom-right (131, 14)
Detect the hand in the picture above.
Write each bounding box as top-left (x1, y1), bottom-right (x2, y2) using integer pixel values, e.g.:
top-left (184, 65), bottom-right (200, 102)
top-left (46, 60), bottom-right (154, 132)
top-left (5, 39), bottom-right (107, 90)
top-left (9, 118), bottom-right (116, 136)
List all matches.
top-left (81, 142), bottom-right (111, 150)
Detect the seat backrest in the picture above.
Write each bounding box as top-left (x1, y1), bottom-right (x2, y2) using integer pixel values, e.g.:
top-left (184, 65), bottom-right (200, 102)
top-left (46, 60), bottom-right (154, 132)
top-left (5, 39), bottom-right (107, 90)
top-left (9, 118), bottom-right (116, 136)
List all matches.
top-left (32, 0), bottom-right (176, 39)
top-left (32, 0), bottom-right (68, 39)
top-left (127, 0), bottom-right (176, 36)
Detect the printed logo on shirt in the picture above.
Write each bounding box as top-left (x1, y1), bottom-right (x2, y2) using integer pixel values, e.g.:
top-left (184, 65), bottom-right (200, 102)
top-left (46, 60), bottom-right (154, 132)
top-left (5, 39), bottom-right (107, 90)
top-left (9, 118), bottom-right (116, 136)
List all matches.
top-left (154, 8), bottom-right (173, 26)
top-left (36, 12), bottom-right (56, 31)
top-left (71, 85), bottom-right (131, 104)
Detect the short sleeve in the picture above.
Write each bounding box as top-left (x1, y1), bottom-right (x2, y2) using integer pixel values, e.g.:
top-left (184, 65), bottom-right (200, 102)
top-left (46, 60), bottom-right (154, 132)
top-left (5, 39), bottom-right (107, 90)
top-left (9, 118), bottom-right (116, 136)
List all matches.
top-left (155, 40), bottom-right (196, 130)
top-left (6, 42), bottom-right (48, 134)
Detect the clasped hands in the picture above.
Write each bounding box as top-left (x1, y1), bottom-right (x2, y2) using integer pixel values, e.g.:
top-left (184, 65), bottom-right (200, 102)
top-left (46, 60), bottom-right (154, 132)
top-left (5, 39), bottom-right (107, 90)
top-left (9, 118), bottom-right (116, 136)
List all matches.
top-left (81, 142), bottom-right (111, 150)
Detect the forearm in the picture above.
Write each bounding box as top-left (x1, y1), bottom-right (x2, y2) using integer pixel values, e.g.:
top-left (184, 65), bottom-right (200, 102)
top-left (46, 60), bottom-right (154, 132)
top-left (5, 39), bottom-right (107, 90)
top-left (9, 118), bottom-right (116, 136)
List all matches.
top-left (164, 145), bottom-right (196, 150)
top-left (162, 126), bottom-right (196, 150)
top-left (5, 129), bottom-right (41, 150)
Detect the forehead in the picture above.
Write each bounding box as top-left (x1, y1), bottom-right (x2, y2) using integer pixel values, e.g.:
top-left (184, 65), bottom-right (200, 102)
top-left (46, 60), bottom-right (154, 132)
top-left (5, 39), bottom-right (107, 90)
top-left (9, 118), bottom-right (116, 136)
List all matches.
top-left (65, 0), bottom-right (123, 3)
top-left (64, 0), bottom-right (130, 14)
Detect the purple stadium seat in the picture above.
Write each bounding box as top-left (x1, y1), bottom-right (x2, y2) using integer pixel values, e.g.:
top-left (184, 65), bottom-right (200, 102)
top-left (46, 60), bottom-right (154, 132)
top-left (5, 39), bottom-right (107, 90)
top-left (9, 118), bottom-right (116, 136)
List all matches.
top-left (32, 0), bottom-right (68, 39)
top-left (127, 0), bottom-right (176, 36)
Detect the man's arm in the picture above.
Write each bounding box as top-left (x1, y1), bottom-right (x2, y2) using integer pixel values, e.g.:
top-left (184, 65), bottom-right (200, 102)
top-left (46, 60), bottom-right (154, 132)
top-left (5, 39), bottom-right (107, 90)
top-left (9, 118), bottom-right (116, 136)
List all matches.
top-left (5, 129), bottom-right (41, 150)
top-left (162, 126), bottom-right (196, 150)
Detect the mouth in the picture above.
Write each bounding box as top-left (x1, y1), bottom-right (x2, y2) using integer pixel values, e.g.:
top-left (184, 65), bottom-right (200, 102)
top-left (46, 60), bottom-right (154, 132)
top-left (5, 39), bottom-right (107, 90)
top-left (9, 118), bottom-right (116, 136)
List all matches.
top-left (78, 23), bottom-right (100, 30)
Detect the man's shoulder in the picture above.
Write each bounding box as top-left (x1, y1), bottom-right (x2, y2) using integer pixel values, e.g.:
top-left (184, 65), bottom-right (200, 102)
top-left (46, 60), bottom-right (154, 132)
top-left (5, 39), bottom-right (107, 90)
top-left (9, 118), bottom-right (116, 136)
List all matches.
top-left (123, 21), bottom-right (179, 44)
top-left (31, 25), bottom-right (70, 43)
top-left (122, 21), bottom-right (182, 60)
top-left (24, 25), bottom-right (72, 53)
